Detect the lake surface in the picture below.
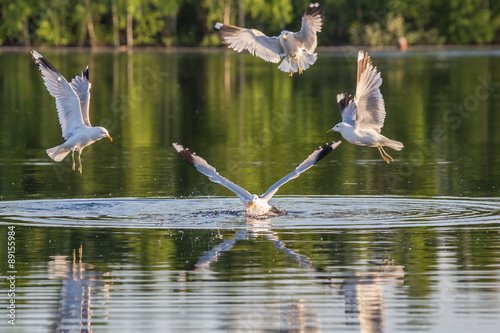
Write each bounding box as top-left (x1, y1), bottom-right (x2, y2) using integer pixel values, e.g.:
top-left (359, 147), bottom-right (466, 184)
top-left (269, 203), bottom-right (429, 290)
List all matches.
top-left (0, 49), bottom-right (500, 332)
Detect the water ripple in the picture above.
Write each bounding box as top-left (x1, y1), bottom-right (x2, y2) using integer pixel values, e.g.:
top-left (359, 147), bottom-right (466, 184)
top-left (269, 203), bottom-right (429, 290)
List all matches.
top-left (0, 196), bottom-right (499, 229)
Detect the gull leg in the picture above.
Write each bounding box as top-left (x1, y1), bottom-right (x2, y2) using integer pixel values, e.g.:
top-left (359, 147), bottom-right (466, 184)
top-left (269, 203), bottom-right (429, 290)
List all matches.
top-left (78, 151), bottom-right (83, 174)
top-left (71, 149), bottom-right (76, 171)
top-left (289, 58), bottom-right (294, 77)
top-left (377, 146), bottom-right (391, 164)
top-left (380, 146), bottom-right (394, 162)
top-left (298, 64), bottom-right (303, 75)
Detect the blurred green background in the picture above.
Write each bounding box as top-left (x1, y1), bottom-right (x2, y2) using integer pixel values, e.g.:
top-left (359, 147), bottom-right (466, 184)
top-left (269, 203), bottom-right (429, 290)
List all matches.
top-left (1, 50), bottom-right (499, 200)
top-left (1, 0), bottom-right (500, 48)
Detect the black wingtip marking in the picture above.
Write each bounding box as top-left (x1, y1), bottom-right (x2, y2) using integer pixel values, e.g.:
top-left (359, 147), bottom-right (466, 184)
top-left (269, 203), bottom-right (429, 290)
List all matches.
top-left (305, 3), bottom-right (323, 18)
top-left (31, 51), bottom-right (60, 75)
top-left (314, 143), bottom-right (334, 163)
top-left (84, 66), bottom-right (89, 80)
top-left (315, 141), bottom-right (341, 163)
top-left (215, 24), bottom-right (244, 43)
top-left (338, 93), bottom-right (354, 112)
top-left (173, 143), bottom-right (198, 168)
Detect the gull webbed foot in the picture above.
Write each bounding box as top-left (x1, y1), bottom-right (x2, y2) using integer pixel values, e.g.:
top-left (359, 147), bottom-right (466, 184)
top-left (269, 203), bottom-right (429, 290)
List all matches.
top-left (378, 146), bottom-right (394, 164)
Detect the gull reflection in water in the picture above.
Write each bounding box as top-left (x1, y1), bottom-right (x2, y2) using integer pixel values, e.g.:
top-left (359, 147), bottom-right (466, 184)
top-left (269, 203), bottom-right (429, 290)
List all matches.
top-left (194, 218), bottom-right (405, 333)
top-left (194, 217), bottom-right (320, 332)
top-left (48, 245), bottom-right (111, 332)
top-left (195, 217), bottom-right (316, 271)
top-left (329, 256), bottom-right (405, 333)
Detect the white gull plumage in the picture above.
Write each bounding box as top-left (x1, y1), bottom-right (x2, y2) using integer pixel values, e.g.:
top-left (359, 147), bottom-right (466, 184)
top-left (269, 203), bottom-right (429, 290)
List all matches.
top-left (173, 141), bottom-right (341, 216)
top-left (215, 3), bottom-right (323, 76)
top-left (328, 50), bottom-right (403, 163)
top-left (31, 50), bottom-right (112, 174)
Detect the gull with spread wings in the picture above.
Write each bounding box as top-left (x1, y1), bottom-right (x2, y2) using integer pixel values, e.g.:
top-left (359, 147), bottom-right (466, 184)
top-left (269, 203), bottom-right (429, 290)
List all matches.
top-left (173, 141), bottom-right (341, 216)
top-left (31, 50), bottom-right (112, 174)
top-left (328, 51), bottom-right (403, 163)
top-left (215, 3), bottom-right (323, 76)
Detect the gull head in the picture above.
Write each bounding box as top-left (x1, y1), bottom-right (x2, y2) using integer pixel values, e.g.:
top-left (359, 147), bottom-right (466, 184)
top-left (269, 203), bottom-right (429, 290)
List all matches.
top-left (245, 195), bottom-right (272, 215)
top-left (327, 122), bottom-right (347, 134)
top-left (245, 195), bottom-right (259, 210)
top-left (95, 126), bottom-right (113, 141)
top-left (280, 30), bottom-right (290, 39)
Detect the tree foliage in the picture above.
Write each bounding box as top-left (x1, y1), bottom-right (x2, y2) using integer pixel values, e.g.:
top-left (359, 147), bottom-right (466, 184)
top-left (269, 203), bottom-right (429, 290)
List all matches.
top-left (0, 0), bottom-right (499, 47)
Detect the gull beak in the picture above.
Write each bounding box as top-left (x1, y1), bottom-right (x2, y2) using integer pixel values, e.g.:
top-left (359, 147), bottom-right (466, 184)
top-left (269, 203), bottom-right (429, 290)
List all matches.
top-left (107, 135), bottom-right (113, 142)
top-left (281, 35), bottom-right (286, 39)
top-left (327, 129), bottom-right (334, 133)
top-left (245, 202), bottom-right (254, 210)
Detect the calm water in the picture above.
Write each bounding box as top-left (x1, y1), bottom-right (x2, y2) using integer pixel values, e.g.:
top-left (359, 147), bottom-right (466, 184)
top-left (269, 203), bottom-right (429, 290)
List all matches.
top-left (0, 49), bottom-right (500, 332)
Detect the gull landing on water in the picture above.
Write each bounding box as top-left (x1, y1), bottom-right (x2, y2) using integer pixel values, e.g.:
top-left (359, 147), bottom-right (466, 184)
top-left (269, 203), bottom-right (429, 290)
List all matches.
top-left (215, 3), bottom-right (323, 76)
top-left (328, 51), bottom-right (403, 163)
top-left (31, 50), bottom-right (112, 174)
top-left (173, 141), bottom-right (341, 216)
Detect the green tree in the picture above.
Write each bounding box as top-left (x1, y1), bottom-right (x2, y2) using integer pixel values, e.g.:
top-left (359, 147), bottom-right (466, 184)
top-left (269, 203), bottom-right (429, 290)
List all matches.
top-left (0, 0), bottom-right (37, 46)
top-left (35, 0), bottom-right (76, 46)
top-left (445, 0), bottom-right (500, 44)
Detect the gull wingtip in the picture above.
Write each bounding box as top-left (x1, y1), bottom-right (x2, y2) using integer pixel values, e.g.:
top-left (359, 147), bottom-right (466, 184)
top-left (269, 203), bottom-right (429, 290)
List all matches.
top-left (357, 50), bottom-right (365, 62)
top-left (30, 50), bottom-right (43, 61)
top-left (215, 22), bottom-right (223, 30)
top-left (336, 92), bottom-right (345, 102)
top-left (331, 140), bottom-right (342, 149)
top-left (172, 142), bottom-right (184, 152)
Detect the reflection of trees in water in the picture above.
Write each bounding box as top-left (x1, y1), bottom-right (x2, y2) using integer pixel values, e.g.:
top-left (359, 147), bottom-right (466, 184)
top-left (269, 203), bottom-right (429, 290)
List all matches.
top-left (48, 245), bottom-right (111, 332)
top-left (194, 219), bottom-right (404, 332)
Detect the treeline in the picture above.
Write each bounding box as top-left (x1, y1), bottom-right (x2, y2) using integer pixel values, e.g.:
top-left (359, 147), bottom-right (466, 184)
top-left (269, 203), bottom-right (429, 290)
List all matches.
top-left (1, 0), bottom-right (499, 48)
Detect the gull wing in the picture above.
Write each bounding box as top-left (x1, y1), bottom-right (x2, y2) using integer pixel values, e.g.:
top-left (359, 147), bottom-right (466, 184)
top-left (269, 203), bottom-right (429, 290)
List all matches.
top-left (354, 51), bottom-right (386, 133)
top-left (31, 50), bottom-right (86, 140)
top-left (215, 23), bottom-right (285, 63)
top-left (173, 143), bottom-right (252, 204)
top-left (69, 66), bottom-right (92, 127)
top-left (260, 141), bottom-right (341, 202)
top-left (337, 93), bottom-right (356, 126)
top-left (295, 3), bottom-right (323, 52)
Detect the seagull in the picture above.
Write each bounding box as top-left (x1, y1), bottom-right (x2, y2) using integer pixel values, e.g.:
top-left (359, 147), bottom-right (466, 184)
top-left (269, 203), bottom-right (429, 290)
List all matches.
top-left (31, 50), bottom-right (112, 174)
top-left (328, 51), bottom-right (403, 163)
top-left (215, 3), bottom-right (323, 76)
top-left (173, 141), bottom-right (341, 216)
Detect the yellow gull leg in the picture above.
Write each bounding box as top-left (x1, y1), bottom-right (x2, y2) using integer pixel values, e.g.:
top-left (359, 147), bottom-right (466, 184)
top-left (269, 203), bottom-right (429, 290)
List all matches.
top-left (377, 146), bottom-right (391, 164)
top-left (71, 150), bottom-right (76, 171)
top-left (78, 151), bottom-right (83, 174)
top-left (380, 146), bottom-right (394, 162)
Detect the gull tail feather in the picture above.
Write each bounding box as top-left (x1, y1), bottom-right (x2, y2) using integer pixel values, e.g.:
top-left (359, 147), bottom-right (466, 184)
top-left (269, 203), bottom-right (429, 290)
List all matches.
top-left (278, 53), bottom-right (317, 74)
top-left (46, 145), bottom-right (71, 162)
top-left (278, 57), bottom-right (292, 73)
top-left (385, 139), bottom-right (404, 151)
top-left (298, 53), bottom-right (317, 71)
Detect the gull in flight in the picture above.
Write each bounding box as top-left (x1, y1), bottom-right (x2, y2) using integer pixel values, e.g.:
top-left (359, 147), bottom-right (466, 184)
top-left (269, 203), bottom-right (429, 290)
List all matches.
top-left (31, 50), bottom-right (112, 174)
top-left (215, 3), bottom-right (323, 76)
top-left (173, 141), bottom-right (341, 216)
top-left (328, 51), bottom-right (403, 163)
